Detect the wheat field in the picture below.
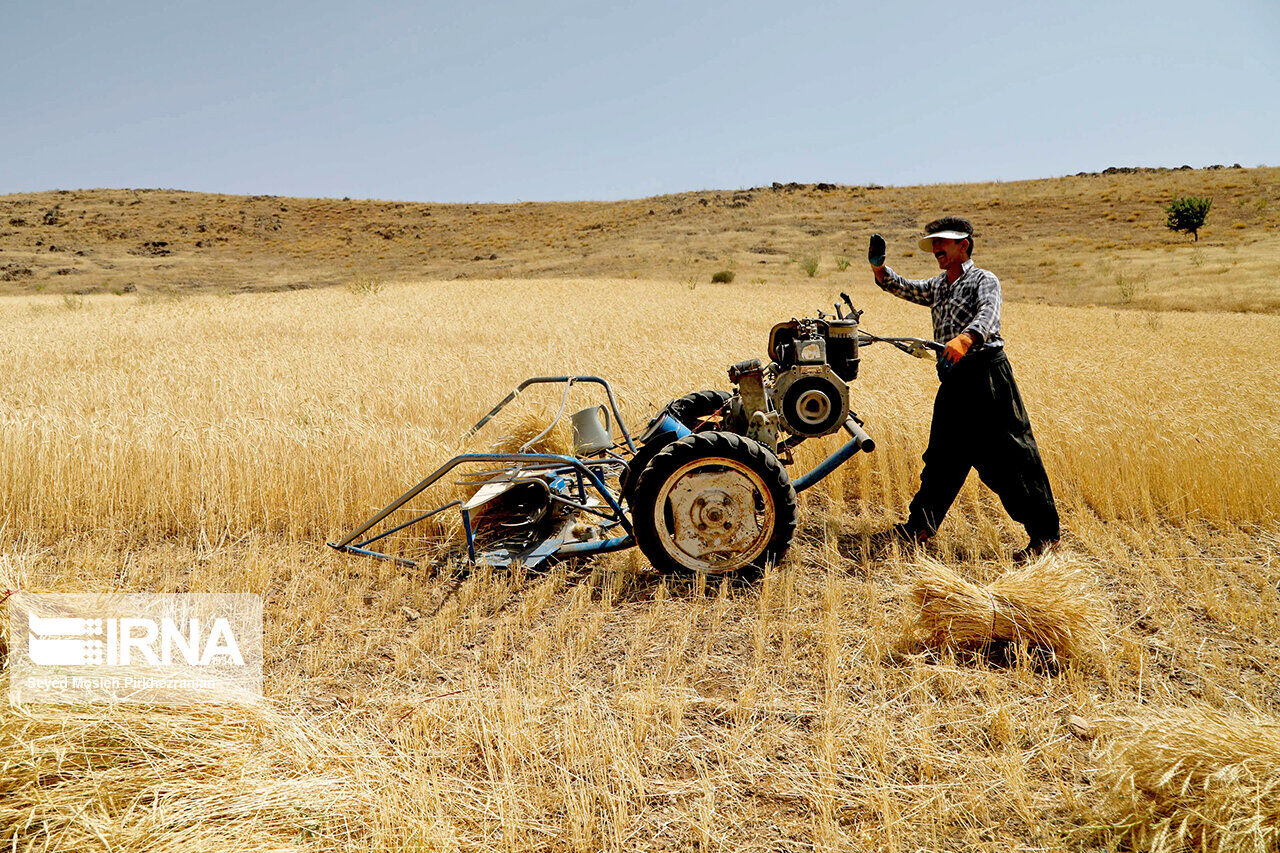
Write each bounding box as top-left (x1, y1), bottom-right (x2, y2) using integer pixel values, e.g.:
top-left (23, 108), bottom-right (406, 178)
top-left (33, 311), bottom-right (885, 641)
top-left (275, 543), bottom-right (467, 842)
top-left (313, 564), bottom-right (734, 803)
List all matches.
top-left (3, 275), bottom-right (1280, 851)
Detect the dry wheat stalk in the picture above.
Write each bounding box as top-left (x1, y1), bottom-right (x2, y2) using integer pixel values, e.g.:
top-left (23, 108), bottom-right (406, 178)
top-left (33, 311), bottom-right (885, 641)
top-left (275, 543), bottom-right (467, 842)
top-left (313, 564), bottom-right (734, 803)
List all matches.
top-left (0, 690), bottom-right (389, 852)
top-left (487, 410), bottom-right (573, 456)
top-left (0, 555), bottom-right (26, 666)
top-left (1, 279), bottom-right (1277, 544)
top-left (1091, 707), bottom-right (1280, 853)
top-left (908, 555), bottom-right (1110, 664)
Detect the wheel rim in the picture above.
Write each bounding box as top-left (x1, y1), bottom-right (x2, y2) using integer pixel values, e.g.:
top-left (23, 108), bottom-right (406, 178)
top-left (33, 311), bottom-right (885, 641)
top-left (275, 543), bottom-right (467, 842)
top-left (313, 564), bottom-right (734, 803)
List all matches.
top-left (653, 456), bottom-right (776, 573)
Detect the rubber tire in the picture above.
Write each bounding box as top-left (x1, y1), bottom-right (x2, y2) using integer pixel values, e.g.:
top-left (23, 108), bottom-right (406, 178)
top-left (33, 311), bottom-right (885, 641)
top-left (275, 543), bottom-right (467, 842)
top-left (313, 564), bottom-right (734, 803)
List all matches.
top-left (631, 431), bottom-right (796, 575)
top-left (621, 390), bottom-right (734, 504)
top-left (666, 389), bottom-right (732, 429)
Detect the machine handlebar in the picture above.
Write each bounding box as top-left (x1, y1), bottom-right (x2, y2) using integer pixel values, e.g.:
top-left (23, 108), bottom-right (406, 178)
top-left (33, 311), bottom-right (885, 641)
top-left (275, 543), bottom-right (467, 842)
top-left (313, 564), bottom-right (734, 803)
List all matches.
top-left (856, 332), bottom-right (943, 358)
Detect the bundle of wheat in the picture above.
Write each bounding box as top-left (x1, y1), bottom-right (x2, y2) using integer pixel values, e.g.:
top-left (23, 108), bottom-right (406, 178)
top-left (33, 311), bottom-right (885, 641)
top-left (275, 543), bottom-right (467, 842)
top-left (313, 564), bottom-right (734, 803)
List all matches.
top-left (1091, 707), bottom-right (1280, 853)
top-left (908, 555), bottom-right (1110, 664)
top-left (487, 410), bottom-right (573, 456)
top-left (0, 694), bottom-right (386, 852)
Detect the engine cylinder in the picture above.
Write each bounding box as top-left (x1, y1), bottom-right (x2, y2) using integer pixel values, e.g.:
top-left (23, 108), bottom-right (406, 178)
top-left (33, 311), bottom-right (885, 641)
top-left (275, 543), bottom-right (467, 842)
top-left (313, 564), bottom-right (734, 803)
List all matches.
top-left (827, 319), bottom-right (860, 381)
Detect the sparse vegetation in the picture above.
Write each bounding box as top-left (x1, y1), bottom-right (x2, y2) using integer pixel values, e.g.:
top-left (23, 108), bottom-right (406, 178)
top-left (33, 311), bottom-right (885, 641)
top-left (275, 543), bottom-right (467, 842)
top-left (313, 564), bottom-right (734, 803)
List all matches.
top-left (834, 255), bottom-right (851, 271)
top-left (1116, 273), bottom-right (1137, 303)
top-left (799, 255), bottom-right (820, 277)
top-left (1165, 195), bottom-right (1212, 241)
top-left (0, 167), bottom-right (1277, 312)
top-left (346, 272), bottom-right (385, 295)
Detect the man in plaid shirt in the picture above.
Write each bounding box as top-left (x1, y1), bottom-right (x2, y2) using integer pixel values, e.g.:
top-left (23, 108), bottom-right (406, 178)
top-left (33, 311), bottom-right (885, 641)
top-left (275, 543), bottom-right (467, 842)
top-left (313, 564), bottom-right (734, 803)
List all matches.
top-left (869, 216), bottom-right (1060, 561)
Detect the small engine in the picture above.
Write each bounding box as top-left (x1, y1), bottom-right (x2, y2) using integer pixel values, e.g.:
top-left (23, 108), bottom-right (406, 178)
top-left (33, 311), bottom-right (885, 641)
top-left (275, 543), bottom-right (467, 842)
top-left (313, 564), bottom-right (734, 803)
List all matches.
top-left (721, 311), bottom-right (863, 454)
top-left (768, 317), bottom-right (859, 439)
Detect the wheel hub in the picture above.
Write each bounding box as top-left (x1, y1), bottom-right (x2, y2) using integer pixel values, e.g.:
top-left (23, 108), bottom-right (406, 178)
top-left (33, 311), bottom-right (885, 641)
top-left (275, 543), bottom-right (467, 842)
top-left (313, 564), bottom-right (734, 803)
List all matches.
top-left (794, 388), bottom-right (832, 426)
top-left (667, 472), bottom-right (762, 560)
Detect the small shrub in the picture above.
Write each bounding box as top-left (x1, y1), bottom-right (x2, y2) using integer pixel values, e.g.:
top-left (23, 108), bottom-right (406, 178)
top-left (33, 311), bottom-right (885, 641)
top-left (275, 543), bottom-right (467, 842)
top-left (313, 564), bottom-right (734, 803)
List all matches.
top-left (1115, 270), bottom-right (1147, 304)
top-left (1116, 275), bottom-right (1135, 303)
top-left (1164, 196), bottom-right (1212, 241)
top-left (347, 273), bottom-right (384, 295)
top-left (62, 294), bottom-right (85, 311)
top-left (710, 269), bottom-right (735, 284)
top-left (834, 255), bottom-right (851, 271)
top-left (799, 256), bottom-right (820, 277)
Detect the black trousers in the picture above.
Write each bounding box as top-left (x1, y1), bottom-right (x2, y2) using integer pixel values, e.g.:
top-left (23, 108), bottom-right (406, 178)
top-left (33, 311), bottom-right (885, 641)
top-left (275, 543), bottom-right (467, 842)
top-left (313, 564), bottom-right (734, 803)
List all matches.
top-left (906, 348), bottom-right (1060, 541)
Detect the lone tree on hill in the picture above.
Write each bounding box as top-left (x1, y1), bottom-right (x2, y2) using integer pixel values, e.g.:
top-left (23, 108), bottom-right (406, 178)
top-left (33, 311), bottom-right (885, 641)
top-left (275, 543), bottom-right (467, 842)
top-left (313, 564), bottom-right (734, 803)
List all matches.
top-left (1165, 196), bottom-right (1212, 241)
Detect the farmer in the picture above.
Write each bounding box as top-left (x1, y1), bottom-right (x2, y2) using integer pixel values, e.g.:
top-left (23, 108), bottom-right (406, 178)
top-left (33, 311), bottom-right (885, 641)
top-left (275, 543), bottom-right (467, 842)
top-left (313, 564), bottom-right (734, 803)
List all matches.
top-left (867, 217), bottom-right (1060, 561)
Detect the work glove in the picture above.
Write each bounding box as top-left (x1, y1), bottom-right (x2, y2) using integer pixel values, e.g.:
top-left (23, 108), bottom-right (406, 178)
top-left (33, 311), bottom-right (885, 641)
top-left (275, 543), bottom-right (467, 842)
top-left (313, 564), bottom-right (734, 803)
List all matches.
top-left (936, 332), bottom-right (975, 380)
top-left (941, 333), bottom-right (975, 364)
top-left (868, 233), bottom-right (886, 267)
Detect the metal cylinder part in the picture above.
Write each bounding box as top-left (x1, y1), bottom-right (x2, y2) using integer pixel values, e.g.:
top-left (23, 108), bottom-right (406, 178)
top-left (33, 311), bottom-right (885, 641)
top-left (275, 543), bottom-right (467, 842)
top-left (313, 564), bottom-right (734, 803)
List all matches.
top-left (842, 418), bottom-right (875, 452)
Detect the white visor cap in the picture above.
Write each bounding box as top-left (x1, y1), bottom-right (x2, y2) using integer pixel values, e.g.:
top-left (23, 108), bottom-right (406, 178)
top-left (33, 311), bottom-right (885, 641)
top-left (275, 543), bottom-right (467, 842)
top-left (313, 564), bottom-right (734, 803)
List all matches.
top-left (918, 230), bottom-right (972, 252)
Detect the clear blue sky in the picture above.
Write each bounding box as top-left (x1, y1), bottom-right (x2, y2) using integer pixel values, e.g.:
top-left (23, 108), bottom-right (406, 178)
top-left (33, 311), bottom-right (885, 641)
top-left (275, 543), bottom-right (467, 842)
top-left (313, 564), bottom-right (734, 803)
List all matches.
top-left (3, 0), bottom-right (1276, 202)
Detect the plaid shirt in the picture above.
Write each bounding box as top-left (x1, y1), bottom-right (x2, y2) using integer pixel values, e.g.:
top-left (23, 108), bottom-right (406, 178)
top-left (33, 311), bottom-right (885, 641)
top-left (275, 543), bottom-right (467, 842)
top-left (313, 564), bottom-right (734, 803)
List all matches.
top-left (876, 260), bottom-right (1004, 349)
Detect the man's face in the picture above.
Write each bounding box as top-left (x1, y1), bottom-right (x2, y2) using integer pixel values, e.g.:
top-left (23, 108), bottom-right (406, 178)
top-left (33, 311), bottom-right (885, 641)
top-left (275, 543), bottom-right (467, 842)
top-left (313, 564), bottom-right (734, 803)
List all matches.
top-left (931, 237), bottom-right (969, 268)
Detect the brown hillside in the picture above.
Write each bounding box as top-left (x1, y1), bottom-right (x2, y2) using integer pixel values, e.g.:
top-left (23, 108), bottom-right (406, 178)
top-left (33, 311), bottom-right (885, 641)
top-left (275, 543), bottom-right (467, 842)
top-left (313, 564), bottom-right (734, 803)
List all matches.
top-left (1, 165), bottom-right (1277, 311)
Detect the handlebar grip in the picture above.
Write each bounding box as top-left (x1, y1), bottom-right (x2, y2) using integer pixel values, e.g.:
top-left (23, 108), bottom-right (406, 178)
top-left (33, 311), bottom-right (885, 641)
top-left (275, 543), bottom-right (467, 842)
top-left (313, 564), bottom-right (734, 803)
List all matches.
top-left (842, 418), bottom-right (875, 452)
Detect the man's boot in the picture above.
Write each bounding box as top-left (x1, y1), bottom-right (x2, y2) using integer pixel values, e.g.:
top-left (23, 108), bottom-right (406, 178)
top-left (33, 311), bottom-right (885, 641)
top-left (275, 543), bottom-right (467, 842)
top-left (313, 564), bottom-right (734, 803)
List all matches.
top-left (1013, 537), bottom-right (1060, 563)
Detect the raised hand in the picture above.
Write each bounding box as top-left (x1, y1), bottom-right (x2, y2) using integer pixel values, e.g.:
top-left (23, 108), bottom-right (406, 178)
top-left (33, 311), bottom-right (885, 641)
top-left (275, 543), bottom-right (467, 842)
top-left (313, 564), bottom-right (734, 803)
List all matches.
top-left (868, 233), bottom-right (886, 267)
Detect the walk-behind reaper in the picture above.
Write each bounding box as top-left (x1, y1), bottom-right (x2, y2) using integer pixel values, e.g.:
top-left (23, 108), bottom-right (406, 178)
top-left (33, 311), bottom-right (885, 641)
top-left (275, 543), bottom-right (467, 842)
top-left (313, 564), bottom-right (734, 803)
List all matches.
top-left (329, 294), bottom-right (943, 575)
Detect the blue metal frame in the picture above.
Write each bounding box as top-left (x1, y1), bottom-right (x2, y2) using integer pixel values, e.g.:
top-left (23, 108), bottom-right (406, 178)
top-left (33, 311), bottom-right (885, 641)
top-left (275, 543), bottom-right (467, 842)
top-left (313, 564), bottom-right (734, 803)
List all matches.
top-left (328, 452), bottom-right (633, 567)
top-left (327, 381), bottom-right (877, 570)
top-left (792, 418), bottom-right (875, 493)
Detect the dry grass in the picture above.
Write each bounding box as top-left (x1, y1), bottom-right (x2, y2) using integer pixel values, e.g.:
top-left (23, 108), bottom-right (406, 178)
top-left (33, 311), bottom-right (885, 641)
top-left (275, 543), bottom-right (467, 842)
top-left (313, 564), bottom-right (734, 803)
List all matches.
top-left (0, 684), bottom-right (394, 852)
top-left (1, 280), bottom-right (1275, 545)
top-left (0, 559), bottom-right (18, 665)
top-left (1090, 707), bottom-right (1280, 852)
top-left (907, 556), bottom-right (1111, 665)
top-left (2, 166), bottom-right (1277, 312)
top-left (0, 274), bottom-right (1277, 850)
